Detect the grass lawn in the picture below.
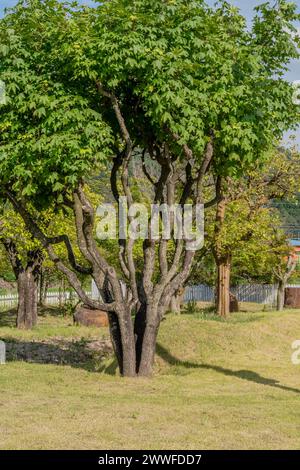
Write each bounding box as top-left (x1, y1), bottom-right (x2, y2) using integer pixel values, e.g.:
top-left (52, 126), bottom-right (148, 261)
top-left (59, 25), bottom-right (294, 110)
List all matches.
top-left (0, 305), bottom-right (300, 450)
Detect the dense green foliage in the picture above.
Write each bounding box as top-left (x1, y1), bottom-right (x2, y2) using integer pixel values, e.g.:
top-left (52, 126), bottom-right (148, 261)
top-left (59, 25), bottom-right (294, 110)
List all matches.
top-left (1, 0), bottom-right (299, 206)
top-left (0, 1), bottom-right (111, 206)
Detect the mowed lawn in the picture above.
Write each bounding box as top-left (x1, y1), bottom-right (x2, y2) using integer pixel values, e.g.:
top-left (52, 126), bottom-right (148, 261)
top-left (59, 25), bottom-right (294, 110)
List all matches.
top-left (0, 306), bottom-right (300, 450)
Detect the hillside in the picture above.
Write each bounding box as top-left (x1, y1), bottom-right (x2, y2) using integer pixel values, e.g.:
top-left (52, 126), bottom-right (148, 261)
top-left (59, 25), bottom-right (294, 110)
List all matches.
top-left (0, 307), bottom-right (300, 449)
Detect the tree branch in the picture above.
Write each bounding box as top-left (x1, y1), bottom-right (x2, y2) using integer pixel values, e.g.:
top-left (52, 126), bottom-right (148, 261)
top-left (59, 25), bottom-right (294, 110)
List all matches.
top-left (5, 191), bottom-right (116, 312)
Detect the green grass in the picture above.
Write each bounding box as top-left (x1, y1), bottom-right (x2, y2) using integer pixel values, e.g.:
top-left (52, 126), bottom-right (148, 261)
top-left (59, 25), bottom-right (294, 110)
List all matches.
top-left (0, 306), bottom-right (300, 449)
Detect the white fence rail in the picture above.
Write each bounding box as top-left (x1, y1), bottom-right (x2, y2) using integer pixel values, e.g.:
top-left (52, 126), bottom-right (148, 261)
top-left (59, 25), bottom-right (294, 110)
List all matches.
top-left (0, 291), bottom-right (92, 308)
top-left (1, 284), bottom-right (300, 309)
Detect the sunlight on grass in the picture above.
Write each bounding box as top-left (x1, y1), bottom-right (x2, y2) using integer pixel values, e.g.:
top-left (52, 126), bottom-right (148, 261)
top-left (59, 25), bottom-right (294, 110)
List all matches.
top-left (0, 306), bottom-right (300, 450)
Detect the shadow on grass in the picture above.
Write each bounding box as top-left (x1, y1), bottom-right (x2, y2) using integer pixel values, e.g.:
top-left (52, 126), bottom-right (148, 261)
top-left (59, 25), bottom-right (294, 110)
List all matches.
top-left (0, 306), bottom-right (65, 328)
top-left (2, 306), bottom-right (298, 390)
top-left (37, 305), bottom-right (67, 317)
top-left (156, 343), bottom-right (300, 395)
top-left (0, 337), bottom-right (113, 373)
top-left (183, 306), bottom-right (268, 323)
top-left (191, 311), bottom-right (266, 323)
top-left (2, 339), bottom-right (299, 393)
top-left (0, 308), bottom-right (16, 327)
top-left (0, 307), bottom-right (117, 374)
top-left (97, 359), bottom-right (119, 375)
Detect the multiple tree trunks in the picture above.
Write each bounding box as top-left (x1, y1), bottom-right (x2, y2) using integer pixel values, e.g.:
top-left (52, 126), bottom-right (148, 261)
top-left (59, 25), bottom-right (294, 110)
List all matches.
top-left (104, 301), bottom-right (163, 378)
top-left (6, 89), bottom-right (215, 376)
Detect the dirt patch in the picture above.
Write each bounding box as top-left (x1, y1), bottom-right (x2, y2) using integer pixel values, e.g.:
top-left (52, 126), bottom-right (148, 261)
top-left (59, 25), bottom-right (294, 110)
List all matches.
top-left (5, 337), bottom-right (113, 366)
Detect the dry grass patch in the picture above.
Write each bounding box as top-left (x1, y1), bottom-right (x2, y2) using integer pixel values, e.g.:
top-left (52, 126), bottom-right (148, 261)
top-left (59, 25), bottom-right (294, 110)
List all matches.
top-left (0, 307), bottom-right (300, 449)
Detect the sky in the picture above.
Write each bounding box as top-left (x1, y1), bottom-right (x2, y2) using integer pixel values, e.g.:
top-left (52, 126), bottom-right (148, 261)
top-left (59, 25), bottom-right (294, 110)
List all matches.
top-left (1, 0), bottom-right (300, 144)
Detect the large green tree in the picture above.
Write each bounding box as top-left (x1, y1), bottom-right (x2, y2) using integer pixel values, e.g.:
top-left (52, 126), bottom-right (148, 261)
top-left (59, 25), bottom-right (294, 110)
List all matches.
top-left (0, 0), bottom-right (299, 376)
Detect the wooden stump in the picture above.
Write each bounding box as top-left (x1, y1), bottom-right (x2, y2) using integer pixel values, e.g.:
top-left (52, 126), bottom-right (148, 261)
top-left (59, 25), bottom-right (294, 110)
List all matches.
top-left (73, 305), bottom-right (109, 327)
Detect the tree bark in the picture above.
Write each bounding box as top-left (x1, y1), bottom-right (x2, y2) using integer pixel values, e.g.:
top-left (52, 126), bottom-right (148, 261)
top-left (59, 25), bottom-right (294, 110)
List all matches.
top-left (2, 240), bottom-right (42, 329)
top-left (274, 255), bottom-right (297, 312)
top-left (277, 280), bottom-right (285, 312)
top-left (216, 254), bottom-right (231, 318)
top-left (134, 302), bottom-right (147, 373)
top-left (117, 307), bottom-right (137, 377)
top-left (229, 292), bottom-right (239, 313)
top-left (38, 270), bottom-right (45, 307)
top-left (169, 287), bottom-right (184, 313)
top-left (38, 269), bottom-right (49, 307)
top-left (170, 294), bottom-right (181, 313)
top-left (17, 269), bottom-right (38, 329)
top-left (213, 178), bottom-right (231, 317)
top-left (42, 278), bottom-right (50, 306)
top-left (138, 309), bottom-right (160, 377)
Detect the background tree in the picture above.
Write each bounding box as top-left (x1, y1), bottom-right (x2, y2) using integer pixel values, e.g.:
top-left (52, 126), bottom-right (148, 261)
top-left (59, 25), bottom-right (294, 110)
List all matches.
top-left (208, 150), bottom-right (300, 316)
top-left (0, 207), bottom-right (43, 328)
top-left (274, 253), bottom-right (297, 311)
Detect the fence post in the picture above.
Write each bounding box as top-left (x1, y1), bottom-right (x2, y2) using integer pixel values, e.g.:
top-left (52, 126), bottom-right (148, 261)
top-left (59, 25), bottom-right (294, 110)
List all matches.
top-left (0, 341), bottom-right (6, 365)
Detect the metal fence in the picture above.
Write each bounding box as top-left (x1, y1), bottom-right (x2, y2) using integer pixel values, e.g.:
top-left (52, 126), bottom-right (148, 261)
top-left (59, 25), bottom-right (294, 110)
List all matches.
top-left (184, 284), bottom-right (300, 307)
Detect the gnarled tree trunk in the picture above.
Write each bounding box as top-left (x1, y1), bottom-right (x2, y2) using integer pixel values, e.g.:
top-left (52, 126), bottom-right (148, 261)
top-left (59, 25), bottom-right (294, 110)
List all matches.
top-left (7, 90), bottom-right (215, 376)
